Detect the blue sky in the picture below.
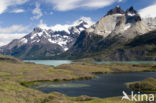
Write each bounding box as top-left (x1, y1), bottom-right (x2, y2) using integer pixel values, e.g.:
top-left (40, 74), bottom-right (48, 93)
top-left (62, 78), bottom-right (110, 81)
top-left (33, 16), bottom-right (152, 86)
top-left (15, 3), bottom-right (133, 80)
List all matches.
top-left (0, 0), bottom-right (156, 46)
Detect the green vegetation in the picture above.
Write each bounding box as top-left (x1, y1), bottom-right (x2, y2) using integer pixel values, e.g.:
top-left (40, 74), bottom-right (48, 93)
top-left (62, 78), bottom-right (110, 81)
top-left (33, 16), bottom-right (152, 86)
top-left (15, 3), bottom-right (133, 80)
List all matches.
top-left (127, 77), bottom-right (156, 92)
top-left (0, 55), bottom-right (155, 103)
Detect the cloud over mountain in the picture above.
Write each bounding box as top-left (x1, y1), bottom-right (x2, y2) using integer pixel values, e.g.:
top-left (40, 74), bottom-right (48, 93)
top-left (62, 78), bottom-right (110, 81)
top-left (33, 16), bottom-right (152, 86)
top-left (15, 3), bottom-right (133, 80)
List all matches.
top-left (0, 33), bottom-right (26, 46)
top-left (31, 2), bottom-right (43, 20)
top-left (139, 4), bottom-right (156, 18)
top-left (0, 25), bottom-right (29, 34)
top-left (0, 25), bottom-right (29, 46)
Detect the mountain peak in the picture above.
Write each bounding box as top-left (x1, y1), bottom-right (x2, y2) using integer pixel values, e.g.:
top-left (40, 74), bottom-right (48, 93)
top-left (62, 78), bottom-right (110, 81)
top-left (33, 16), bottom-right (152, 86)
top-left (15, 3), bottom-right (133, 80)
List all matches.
top-left (126, 6), bottom-right (141, 23)
top-left (73, 17), bottom-right (94, 27)
top-left (106, 6), bottom-right (125, 16)
top-left (126, 6), bottom-right (137, 15)
top-left (33, 27), bottom-right (43, 32)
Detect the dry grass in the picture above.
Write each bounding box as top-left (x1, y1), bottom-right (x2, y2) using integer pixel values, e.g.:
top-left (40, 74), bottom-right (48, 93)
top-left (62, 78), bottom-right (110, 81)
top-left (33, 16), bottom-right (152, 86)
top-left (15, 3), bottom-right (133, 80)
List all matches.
top-left (56, 62), bottom-right (156, 74)
top-left (0, 55), bottom-right (155, 103)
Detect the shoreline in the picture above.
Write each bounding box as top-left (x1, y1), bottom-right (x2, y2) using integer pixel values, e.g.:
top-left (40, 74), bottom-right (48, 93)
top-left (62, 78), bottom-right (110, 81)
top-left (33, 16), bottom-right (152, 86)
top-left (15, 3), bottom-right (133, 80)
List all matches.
top-left (0, 55), bottom-right (156, 103)
top-left (20, 62), bottom-right (156, 88)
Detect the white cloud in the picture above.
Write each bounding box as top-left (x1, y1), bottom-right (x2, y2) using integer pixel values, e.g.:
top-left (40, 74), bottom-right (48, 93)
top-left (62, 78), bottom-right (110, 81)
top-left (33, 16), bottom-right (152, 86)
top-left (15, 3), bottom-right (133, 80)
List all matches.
top-left (82, 0), bottom-right (115, 8)
top-left (139, 4), bottom-right (156, 18)
top-left (0, 0), bottom-right (28, 14)
top-left (31, 2), bottom-right (43, 20)
top-left (0, 25), bottom-right (29, 34)
top-left (11, 9), bottom-right (25, 13)
top-left (118, 0), bottom-right (122, 2)
top-left (0, 24), bottom-right (29, 46)
top-left (0, 33), bottom-right (26, 46)
top-left (45, 0), bottom-right (117, 11)
top-left (50, 12), bottom-right (53, 15)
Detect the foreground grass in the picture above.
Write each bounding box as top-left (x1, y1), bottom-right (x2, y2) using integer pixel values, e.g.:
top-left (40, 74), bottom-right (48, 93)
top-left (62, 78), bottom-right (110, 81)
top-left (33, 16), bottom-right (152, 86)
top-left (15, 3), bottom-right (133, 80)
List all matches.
top-left (0, 55), bottom-right (156, 103)
top-left (0, 78), bottom-right (136, 103)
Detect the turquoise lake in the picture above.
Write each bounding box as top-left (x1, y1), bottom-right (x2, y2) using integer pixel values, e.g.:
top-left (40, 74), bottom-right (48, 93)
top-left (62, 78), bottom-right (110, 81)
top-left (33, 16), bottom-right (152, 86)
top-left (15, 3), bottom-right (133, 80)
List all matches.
top-left (24, 60), bottom-right (156, 66)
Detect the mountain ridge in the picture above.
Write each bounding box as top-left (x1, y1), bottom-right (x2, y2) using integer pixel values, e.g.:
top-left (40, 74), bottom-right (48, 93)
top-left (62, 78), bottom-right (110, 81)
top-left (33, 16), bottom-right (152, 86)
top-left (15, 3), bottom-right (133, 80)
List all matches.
top-left (0, 17), bottom-right (94, 59)
top-left (0, 6), bottom-right (156, 60)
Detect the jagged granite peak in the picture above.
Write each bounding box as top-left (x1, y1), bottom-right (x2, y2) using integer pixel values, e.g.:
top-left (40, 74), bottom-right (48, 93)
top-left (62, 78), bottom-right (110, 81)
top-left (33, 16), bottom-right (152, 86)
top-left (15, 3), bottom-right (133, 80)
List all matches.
top-left (86, 6), bottom-right (149, 39)
top-left (126, 6), bottom-right (137, 14)
top-left (126, 6), bottom-right (141, 23)
top-left (65, 6), bottom-right (155, 61)
top-left (106, 5), bottom-right (125, 16)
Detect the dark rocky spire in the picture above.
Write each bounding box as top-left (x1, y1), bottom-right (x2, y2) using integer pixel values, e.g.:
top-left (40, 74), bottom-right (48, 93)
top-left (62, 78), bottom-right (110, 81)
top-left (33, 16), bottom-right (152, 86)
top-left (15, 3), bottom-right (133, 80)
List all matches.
top-left (126, 6), bottom-right (141, 23)
top-left (126, 6), bottom-right (137, 14)
top-left (106, 6), bottom-right (125, 16)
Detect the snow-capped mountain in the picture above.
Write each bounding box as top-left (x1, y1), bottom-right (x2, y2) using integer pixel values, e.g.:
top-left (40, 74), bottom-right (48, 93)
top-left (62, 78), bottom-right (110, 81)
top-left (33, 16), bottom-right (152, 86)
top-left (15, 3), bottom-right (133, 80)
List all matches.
top-left (0, 17), bottom-right (94, 59)
top-left (39, 17), bottom-right (94, 36)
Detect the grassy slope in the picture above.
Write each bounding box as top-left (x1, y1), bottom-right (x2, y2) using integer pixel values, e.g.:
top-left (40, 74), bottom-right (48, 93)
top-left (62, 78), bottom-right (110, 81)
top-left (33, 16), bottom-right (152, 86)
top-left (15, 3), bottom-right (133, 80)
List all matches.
top-left (0, 55), bottom-right (156, 103)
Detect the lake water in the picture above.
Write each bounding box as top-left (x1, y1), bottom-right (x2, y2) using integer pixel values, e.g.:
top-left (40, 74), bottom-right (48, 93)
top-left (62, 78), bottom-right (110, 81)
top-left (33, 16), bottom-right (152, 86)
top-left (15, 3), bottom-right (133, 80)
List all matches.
top-left (24, 60), bottom-right (73, 66)
top-left (23, 60), bottom-right (156, 98)
top-left (30, 72), bottom-right (156, 98)
top-left (24, 60), bottom-right (156, 66)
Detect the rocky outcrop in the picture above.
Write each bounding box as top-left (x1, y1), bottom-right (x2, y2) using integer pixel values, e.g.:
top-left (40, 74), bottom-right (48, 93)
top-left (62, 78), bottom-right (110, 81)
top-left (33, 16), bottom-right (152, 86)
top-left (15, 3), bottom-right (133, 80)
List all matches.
top-left (106, 6), bottom-right (125, 15)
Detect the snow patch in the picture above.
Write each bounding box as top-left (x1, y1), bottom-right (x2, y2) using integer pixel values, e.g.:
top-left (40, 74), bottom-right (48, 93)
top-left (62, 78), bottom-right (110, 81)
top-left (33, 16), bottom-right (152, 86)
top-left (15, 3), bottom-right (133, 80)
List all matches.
top-left (37, 32), bottom-right (43, 37)
top-left (113, 14), bottom-right (124, 16)
top-left (127, 12), bottom-right (136, 16)
top-left (31, 33), bottom-right (37, 39)
top-left (124, 23), bottom-right (131, 30)
top-left (51, 24), bottom-right (70, 34)
top-left (79, 27), bottom-right (85, 31)
top-left (20, 38), bottom-right (27, 44)
top-left (64, 48), bottom-right (68, 51)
